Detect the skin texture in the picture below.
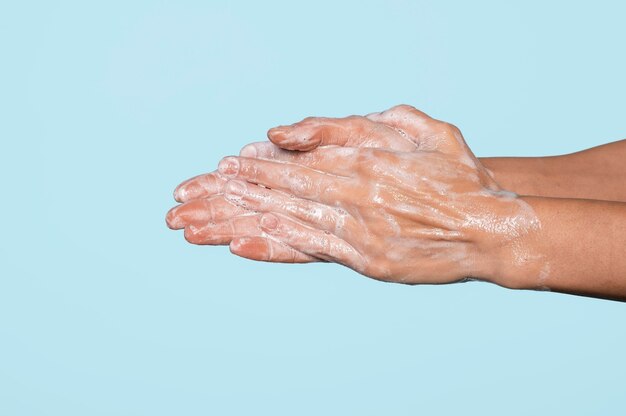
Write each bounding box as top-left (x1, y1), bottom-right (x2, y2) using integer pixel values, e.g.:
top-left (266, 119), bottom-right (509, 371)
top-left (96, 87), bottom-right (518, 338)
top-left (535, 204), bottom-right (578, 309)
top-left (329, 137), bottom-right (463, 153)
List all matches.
top-left (514, 196), bottom-right (626, 301)
top-left (168, 106), bottom-right (432, 264)
top-left (481, 140), bottom-right (626, 203)
top-left (166, 105), bottom-right (626, 300)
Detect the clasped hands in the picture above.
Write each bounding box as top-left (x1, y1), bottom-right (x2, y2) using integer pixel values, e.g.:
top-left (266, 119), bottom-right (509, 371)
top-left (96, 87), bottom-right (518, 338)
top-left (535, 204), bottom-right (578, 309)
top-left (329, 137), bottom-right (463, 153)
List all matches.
top-left (166, 105), bottom-right (542, 287)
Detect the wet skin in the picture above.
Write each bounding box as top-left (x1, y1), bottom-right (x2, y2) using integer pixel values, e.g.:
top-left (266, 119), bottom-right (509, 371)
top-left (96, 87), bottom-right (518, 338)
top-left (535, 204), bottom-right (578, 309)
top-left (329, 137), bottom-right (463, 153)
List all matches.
top-left (166, 105), bottom-right (626, 301)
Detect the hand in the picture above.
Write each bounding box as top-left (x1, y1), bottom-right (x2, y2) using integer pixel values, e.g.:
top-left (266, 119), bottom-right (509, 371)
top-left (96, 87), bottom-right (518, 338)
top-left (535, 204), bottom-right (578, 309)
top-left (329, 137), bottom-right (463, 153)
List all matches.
top-left (212, 119), bottom-right (544, 285)
top-left (167, 105), bottom-right (444, 262)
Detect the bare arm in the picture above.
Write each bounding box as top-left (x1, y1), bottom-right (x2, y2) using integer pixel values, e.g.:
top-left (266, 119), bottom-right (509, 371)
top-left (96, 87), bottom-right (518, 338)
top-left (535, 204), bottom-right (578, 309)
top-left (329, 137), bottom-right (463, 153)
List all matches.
top-left (503, 196), bottom-right (626, 301)
top-left (481, 140), bottom-right (626, 202)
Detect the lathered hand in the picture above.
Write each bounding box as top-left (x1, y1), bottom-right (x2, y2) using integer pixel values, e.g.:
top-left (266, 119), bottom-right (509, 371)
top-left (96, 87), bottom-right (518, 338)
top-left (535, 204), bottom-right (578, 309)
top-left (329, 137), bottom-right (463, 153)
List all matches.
top-left (168, 105), bottom-right (436, 262)
top-left (215, 119), bottom-right (544, 285)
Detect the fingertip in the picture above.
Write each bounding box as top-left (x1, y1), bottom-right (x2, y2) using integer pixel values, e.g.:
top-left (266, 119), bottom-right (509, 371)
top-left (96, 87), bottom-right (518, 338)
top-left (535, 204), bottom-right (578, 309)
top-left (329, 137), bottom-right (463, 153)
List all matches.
top-left (173, 186), bottom-right (186, 203)
top-left (229, 236), bottom-right (253, 254)
top-left (267, 125), bottom-right (288, 139)
top-left (183, 224), bottom-right (201, 244)
top-left (232, 236), bottom-right (316, 263)
top-left (239, 143), bottom-right (257, 158)
top-left (267, 125), bottom-right (317, 151)
top-left (218, 156), bottom-right (240, 177)
top-left (229, 237), bottom-right (245, 253)
top-left (172, 174), bottom-right (210, 203)
top-left (267, 126), bottom-right (289, 147)
top-left (165, 206), bottom-right (182, 230)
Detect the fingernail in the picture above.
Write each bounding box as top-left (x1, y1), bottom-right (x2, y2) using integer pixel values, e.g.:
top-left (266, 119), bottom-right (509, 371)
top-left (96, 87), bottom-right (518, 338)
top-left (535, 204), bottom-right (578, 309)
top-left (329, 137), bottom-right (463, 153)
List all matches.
top-left (218, 157), bottom-right (239, 177)
top-left (173, 187), bottom-right (182, 202)
top-left (224, 180), bottom-right (247, 196)
top-left (165, 208), bottom-right (182, 229)
top-left (174, 183), bottom-right (202, 203)
top-left (260, 214), bottom-right (279, 232)
top-left (267, 126), bottom-right (288, 139)
top-left (239, 144), bottom-right (257, 158)
top-left (188, 224), bottom-right (200, 235)
top-left (173, 186), bottom-right (187, 202)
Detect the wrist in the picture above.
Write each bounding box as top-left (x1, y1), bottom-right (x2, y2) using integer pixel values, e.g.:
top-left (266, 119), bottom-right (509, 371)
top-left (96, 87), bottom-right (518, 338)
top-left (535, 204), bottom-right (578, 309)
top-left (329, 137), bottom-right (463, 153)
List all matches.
top-left (471, 194), bottom-right (548, 290)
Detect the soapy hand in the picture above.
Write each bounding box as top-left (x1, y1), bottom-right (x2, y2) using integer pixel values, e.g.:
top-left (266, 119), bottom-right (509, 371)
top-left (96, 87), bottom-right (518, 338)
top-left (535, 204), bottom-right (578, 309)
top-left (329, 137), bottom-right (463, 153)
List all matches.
top-left (167, 105), bottom-right (430, 263)
top-left (201, 107), bottom-right (543, 284)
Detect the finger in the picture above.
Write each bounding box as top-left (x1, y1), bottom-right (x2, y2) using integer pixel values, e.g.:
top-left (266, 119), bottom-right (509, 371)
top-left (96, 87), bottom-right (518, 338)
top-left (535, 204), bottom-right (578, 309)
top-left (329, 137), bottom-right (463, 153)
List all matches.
top-left (223, 180), bottom-right (355, 236)
top-left (183, 214), bottom-right (264, 245)
top-left (165, 196), bottom-right (248, 230)
top-left (229, 237), bottom-right (316, 263)
top-left (259, 213), bottom-right (366, 271)
top-left (217, 156), bottom-right (351, 205)
top-left (169, 200), bottom-right (319, 263)
top-left (267, 115), bottom-right (417, 152)
top-left (181, 213), bottom-right (318, 264)
top-left (173, 171), bottom-right (227, 203)
top-left (240, 141), bottom-right (358, 177)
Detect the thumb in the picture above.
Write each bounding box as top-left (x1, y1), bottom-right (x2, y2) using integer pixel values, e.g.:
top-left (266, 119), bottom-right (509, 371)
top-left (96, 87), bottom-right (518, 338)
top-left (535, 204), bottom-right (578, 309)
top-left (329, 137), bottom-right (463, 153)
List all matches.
top-left (267, 115), bottom-right (416, 152)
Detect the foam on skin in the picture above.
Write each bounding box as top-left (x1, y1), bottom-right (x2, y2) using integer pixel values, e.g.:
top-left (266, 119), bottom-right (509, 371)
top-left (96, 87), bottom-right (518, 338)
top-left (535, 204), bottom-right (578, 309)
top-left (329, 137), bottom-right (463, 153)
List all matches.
top-left (167, 105), bottom-right (549, 288)
top-left (218, 123), bottom-right (548, 287)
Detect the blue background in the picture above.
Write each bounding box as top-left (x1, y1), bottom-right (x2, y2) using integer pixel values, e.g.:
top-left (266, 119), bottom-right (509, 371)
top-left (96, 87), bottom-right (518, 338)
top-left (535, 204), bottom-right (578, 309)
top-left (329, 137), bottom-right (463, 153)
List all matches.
top-left (2, 1), bottom-right (625, 414)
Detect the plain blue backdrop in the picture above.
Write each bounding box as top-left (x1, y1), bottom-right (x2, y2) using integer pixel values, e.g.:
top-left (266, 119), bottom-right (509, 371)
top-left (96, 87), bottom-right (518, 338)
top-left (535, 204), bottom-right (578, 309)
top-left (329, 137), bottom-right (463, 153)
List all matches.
top-left (2, 1), bottom-right (625, 414)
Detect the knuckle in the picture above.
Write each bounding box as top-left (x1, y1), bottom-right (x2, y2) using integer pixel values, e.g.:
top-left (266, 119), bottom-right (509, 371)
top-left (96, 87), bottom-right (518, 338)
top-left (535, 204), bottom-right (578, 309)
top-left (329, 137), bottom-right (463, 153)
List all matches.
top-left (203, 199), bottom-right (217, 221)
top-left (332, 207), bottom-right (350, 235)
top-left (345, 114), bottom-right (364, 125)
top-left (355, 148), bottom-right (394, 176)
top-left (387, 104), bottom-right (419, 118)
top-left (279, 223), bottom-right (299, 245)
top-left (241, 161), bottom-right (260, 180)
top-left (353, 148), bottom-right (383, 178)
top-left (355, 147), bottom-right (375, 168)
top-left (292, 199), bottom-right (316, 221)
top-left (300, 116), bottom-right (317, 126)
top-left (441, 121), bottom-right (461, 135)
top-left (319, 236), bottom-right (333, 257)
top-left (394, 103), bottom-right (418, 113)
top-left (389, 104), bottom-right (438, 126)
top-left (318, 181), bottom-right (340, 203)
top-left (286, 171), bottom-right (314, 195)
top-left (205, 173), bottom-right (218, 191)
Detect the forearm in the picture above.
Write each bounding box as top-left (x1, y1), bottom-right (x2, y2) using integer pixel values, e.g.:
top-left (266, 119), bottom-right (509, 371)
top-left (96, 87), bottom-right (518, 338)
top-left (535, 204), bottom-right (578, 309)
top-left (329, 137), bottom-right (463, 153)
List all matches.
top-left (495, 196), bottom-right (626, 301)
top-left (480, 139), bottom-right (626, 202)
